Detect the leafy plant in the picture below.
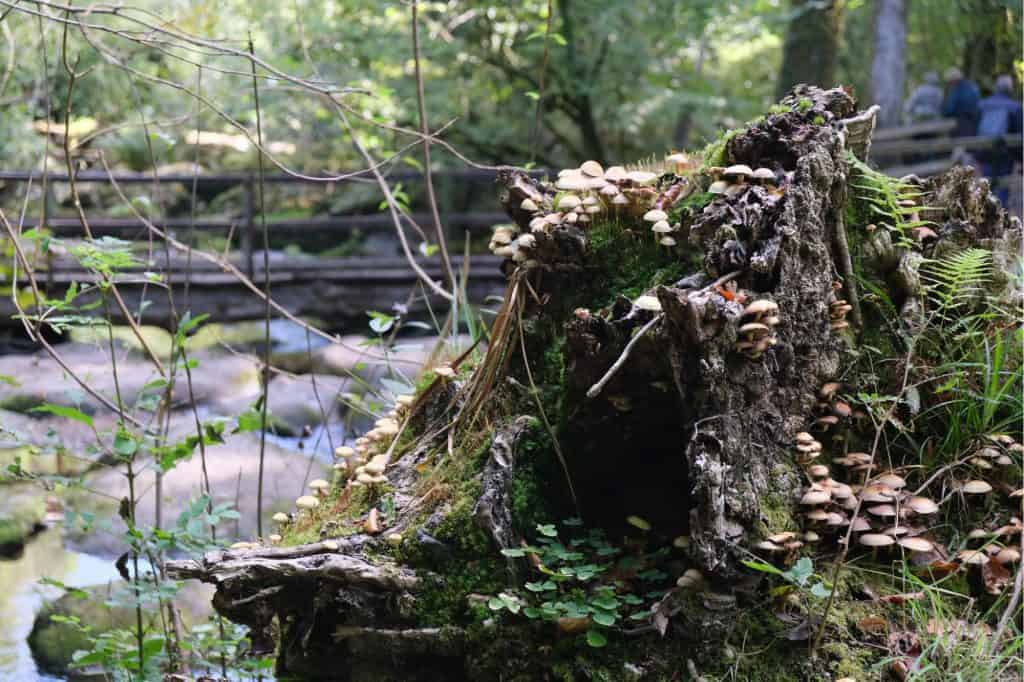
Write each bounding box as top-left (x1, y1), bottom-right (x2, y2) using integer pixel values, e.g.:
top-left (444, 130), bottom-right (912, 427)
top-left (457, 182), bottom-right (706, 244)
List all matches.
top-left (742, 557), bottom-right (833, 599)
top-left (492, 519), bottom-right (671, 648)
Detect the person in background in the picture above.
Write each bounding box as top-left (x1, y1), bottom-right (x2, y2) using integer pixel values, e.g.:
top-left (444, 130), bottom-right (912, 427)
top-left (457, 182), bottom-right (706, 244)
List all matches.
top-left (942, 67), bottom-right (981, 137)
top-left (904, 71), bottom-right (944, 123)
top-left (976, 74), bottom-right (1023, 206)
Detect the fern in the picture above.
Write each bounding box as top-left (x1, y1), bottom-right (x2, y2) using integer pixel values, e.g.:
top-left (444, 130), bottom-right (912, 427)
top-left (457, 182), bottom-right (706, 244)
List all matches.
top-left (846, 151), bottom-right (935, 245)
top-left (920, 248), bottom-right (993, 310)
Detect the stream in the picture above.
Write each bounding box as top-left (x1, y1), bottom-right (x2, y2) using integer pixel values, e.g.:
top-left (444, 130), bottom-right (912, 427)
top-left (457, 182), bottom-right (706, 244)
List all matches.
top-left (0, 529), bottom-right (122, 681)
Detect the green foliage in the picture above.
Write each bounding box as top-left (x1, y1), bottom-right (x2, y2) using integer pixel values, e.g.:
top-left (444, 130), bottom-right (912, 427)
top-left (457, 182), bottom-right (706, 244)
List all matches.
top-left (742, 557), bottom-right (832, 599)
top-left (492, 519), bottom-right (673, 649)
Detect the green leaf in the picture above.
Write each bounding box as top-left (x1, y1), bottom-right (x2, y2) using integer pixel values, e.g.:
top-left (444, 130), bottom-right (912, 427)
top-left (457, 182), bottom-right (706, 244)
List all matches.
top-left (31, 403), bottom-right (93, 428)
top-left (810, 582), bottom-right (832, 599)
top-left (585, 629), bottom-right (608, 648)
top-left (113, 428), bottom-right (138, 458)
top-left (626, 515), bottom-right (651, 531)
top-left (741, 559), bottom-right (785, 577)
top-left (784, 557), bottom-right (814, 587)
top-left (592, 611), bottom-right (616, 626)
top-left (500, 548), bottom-right (526, 558)
top-left (536, 523), bottom-right (558, 537)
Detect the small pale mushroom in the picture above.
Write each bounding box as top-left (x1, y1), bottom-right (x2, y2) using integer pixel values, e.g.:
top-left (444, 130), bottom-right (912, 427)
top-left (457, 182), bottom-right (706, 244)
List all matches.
top-left (651, 220), bottom-right (673, 233)
top-left (795, 431), bottom-right (815, 444)
top-left (851, 517), bottom-right (873, 532)
top-left (962, 480), bottom-right (993, 495)
top-left (723, 164), bottom-right (753, 183)
top-left (364, 508), bottom-right (381, 535)
top-left (659, 236), bottom-right (677, 247)
top-left (867, 504), bottom-right (898, 518)
top-left (819, 382), bottom-right (841, 399)
top-left (708, 180), bottom-right (729, 194)
top-left (957, 549), bottom-right (990, 566)
top-left (520, 198), bottom-right (539, 212)
top-left (557, 194), bottom-right (582, 210)
top-left (434, 365), bottom-right (456, 379)
top-left (906, 496), bottom-right (939, 515)
top-left (295, 495), bottom-right (319, 513)
top-left (676, 568), bottom-right (705, 589)
top-left (860, 533), bottom-right (895, 551)
top-left (805, 509), bottom-right (829, 522)
top-left (580, 160), bottom-right (604, 178)
top-left (751, 167), bottom-right (776, 185)
top-left (272, 512), bottom-right (290, 525)
top-left (767, 531), bottom-right (797, 544)
top-left (831, 401), bottom-right (852, 418)
top-left (755, 540), bottom-right (786, 555)
top-left (808, 464), bottom-right (830, 479)
top-left (268, 533), bottom-right (282, 544)
top-left (815, 415), bottom-right (839, 429)
top-left (898, 537), bottom-right (934, 554)
top-left (801, 489), bottom-right (831, 505)
top-left (627, 170), bottom-right (658, 185)
top-left (323, 540), bottom-right (339, 551)
top-left (643, 208), bottom-right (669, 223)
top-left (995, 548), bottom-right (1021, 565)
top-left (230, 541), bottom-right (255, 551)
top-left (309, 479), bottom-right (330, 497)
top-left (604, 165), bottom-right (628, 181)
top-left (873, 473), bottom-right (907, 490)
top-left (335, 445), bottom-right (356, 459)
top-left (634, 295), bottom-right (662, 312)
top-left (387, 533), bottom-right (404, 547)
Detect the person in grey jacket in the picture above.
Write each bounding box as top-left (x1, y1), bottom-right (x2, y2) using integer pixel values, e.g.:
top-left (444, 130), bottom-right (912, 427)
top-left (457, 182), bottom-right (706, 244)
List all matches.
top-left (903, 72), bottom-right (943, 123)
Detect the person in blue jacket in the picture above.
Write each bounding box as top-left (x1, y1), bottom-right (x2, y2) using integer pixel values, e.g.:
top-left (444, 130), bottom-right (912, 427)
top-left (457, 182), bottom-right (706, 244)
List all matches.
top-left (942, 67), bottom-right (981, 137)
top-left (976, 75), bottom-right (1023, 206)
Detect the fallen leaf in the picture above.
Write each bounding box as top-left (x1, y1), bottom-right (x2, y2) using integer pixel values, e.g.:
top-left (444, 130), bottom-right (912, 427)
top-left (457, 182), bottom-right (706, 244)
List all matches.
top-left (857, 615), bottom-right (889, 635)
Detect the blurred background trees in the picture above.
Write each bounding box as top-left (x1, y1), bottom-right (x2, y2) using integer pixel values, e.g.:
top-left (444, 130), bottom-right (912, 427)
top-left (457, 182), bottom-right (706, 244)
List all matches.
top-left (0, 0), bottom-right (1019, 174)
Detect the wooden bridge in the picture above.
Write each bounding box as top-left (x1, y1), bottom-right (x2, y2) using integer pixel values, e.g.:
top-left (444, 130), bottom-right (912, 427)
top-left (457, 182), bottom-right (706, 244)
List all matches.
top-left (1, 122), bottom-right (1018, 328)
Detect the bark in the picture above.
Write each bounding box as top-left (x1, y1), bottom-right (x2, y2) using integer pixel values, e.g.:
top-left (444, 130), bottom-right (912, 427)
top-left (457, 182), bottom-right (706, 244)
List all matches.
top-left (776, 0), bottom-right (845, 99)
top-left (870, 0), bottom-right (907, 129)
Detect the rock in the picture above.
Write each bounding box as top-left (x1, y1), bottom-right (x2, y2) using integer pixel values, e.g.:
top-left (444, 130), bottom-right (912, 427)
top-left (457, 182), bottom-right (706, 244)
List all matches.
top-left (28, 579), bottom-right (213, 676)
top-left (0, 485), bottom-right (45, 558)
top-left (264, 373), bottom-right (353, 435)
top-left (74, 430), bottom-right (328, 556)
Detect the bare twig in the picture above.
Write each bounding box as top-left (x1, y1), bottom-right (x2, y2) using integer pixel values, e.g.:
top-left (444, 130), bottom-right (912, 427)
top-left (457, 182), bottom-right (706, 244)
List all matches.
top-left (586, 313), bottom-right (663, 399)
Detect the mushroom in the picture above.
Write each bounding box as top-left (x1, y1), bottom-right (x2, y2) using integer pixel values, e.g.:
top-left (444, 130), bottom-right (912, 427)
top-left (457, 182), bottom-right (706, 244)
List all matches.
top-left (742, 299), bottom-right (779, 322)
top-left (659, 236), bottom-right (678, 247)
top-left (957, 549), bottom-right (990, 566)
top-left (896, 537), bottom-right (934, 555)
top-left (873, 473), bottom-right (907, 490)
top-left (751, 167), bottom-right (776, 185)
top-left (906, 496), bottom-right (939, 515)
top-left (268, 533), bottom-right (282, 544)
top-left (604, 166), bottom-right (628, 182)
top-left (819, 382), bottom-right (841, 400)
top-left (295, 495), bottom-right (320, 513)
top-left (708, 180), bottom-right (729, 195)
top-left (520, 198), bottom-right (539, 212)
top-left (867, 504), bottom-right (897, 518)
top-left (580, 160), bottom-right (604, 178)
top-left (364, 508), bottom-right (381, 535)
top-left (323, 540), bottom-right (339, 551)
top-left (634, 295), bottom-right (662, 312)
top-left (723, 164), bottom-right (753, 184)
top-left (651, 220), bottom-right (673, 234)
top-left (434, 365), bottom-right (456, 379)
top-left (387, 532), bottom-right (404, 547)
top-left (272, 512), bottom-right (290, 526)
top-left (557, 194), bottom-right (582, 211)
top-left (962, 480), bottom-right (993, 495)
top-left (335, 445), bottom-right (356, 459)
top-left (808, 464), bottom-right (830, 479)
top-left (995, 547), bottom-right (1021, 565)
top-left (627, 170), bottom-right (658, 185)
top-left (860, 533), bottom-right (896, 556)
top-left (643, 209), bottom-right (669, 223)
top-left (801, 488), bottom-right (831, 505)
top-left (676, 568), bottom-right (705, 589)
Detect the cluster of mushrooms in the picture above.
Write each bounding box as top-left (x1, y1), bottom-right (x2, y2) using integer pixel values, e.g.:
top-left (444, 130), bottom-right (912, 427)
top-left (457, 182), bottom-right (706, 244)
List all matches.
top-left (735, 298), bottom-right (779, 359)
top-left (758, 386), bottom-right (1023, 583)
top-left (489, 155), bottom-right (696, 264)
top-left (706, 164), bottom-right (778, 197)
top-left (829, 298), bottom-right (852, 332)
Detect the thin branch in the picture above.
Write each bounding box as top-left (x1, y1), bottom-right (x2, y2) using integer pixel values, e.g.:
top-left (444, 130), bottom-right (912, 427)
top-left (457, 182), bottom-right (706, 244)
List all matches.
top-left (586, 313), bottom-right (663, 399)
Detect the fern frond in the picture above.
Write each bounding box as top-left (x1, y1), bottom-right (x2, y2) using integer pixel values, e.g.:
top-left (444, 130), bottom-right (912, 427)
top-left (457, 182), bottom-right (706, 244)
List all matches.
top-left (921, 248), bottom-right (993, 308)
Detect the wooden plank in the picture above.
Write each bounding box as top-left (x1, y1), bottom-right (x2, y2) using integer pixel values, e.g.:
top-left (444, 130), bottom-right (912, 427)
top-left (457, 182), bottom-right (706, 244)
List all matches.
top-left (872, 134), bottom-right (1022, 157)
top-left (0, 168), bottom-right (545, 185)
top-left (872, 119), bottom-right (955, 141)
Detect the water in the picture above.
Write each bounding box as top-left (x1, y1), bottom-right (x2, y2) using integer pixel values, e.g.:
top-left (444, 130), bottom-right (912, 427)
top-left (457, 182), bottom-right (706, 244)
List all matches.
top-left (0, 529), bottom-right (123, 681)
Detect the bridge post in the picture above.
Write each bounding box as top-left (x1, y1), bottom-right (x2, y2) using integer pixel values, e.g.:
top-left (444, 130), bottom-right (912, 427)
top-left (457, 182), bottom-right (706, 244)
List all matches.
top-left (243, 174), bottom-right (255, 278)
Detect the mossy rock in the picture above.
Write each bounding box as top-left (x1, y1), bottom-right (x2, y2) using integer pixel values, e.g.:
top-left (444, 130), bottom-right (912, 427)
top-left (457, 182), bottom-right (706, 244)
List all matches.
top-left (0, 485), bottom-right (45, 557)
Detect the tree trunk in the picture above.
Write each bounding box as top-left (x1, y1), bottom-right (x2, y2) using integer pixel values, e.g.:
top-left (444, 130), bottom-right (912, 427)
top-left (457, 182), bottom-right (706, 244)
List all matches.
top-left (962, 0), bottom-right (1021, 88)
top-left (776, 0), bottom-right (844, 99)
top-left (168, 87), bottom-right (1021, 681)
top-left (870, 0), bottom-right (907, 128)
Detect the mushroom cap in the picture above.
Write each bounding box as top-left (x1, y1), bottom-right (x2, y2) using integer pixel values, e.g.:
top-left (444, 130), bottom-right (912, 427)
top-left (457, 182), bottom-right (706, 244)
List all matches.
top-left (651, 220), bottom-right (673, 233)
top-left (643, 209), bottom-right (669, 222)
top-left (804, 531), bottom-right (821, 542)
top-left (659, 236), bottom-right (678, 246)
top-left (309, 479), bottom-right (330, 491)
top-left (831, 401), bottom-right (852, 418)
top-left (796, 441), bottom-right (823, 453)
top-left (767, 531), bottom-right (797, 544)
top-left (995, 548), bottom-right (1021, 565)
top-left (801, 489), bottom-right (831, 505)
top-left (723, 164), bottom-right (753, 178)
top-left (967, 528), bottom-right (989, 540)
top-left (829, 482), bottom-right (853, 500)
top-left (906, 496), bottom-right (939, 515)
top-left (831, 320), bottom-right (850, 331)
top-left (272, 512), bottom-right (290, 523)
top-left (295, 495), bottom-right (320, 510)
top-left (962, 480), bottom-right (993, 494)
top-left (795, 431), bottom-right (815, 444)
top-left (756, 540), bottom-right (785, 553)
top-left (580, 160), bottom-right (604, 178)
top-left (387, 533), bottom-right (404, 546)
top-left (557, 194), bottom-right (582, 210)
top-left (752, 167), bottom-right (776, 181)
top-left (1011, 488), bottom-right (1024, 498)
top-left (805, 509), bottom-right (829, 521)
top-left (898, 537), bottom-right (935, 553)
top-left (816, 415), bottom-right (839, 426)
top-left (743, 299), bottom-right (779, 317)
top-left (867, 504), bottom-right (897, 517)
top-left (819, 382), bottom-right (841, 399)
top-left (517, 233), bottom-right (537, 249)
top-left (860, 484), bottom-right (896, 503)
top-left (434, 365), bottom-right (456, 379)
top-left (665, 152), bottom-right (688, 165)
top-left (634, 295), bottom-right (663, 312)
top-left (335, 446), bottom-right (356, 458)
top-left (604, 166), bottom-right (628, 181)
top-left (808, 464), bottom-right (830, 478)
top-left (708, 180), bottom-right (729, 194)
top-left (738, 322), bottom-right (771, 338)
top-left (851, 517), bottom-right (873, 532)
top-left (520, 198), bottom-right (540, 212)
top-left (323, 540), bottom-right (339, 551)
top-left (957, 549), bottom-right (990, 565)
top-left (627, 170), bottom-right (659, 185)
top-left (611, 193), bottom-right (630, 205)
top-left (860, 533), bottom-right (895, 548)
top-left (268, 534), bottom-right (282, 543)
top-left (873, 473), bottom-right (907, 490)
